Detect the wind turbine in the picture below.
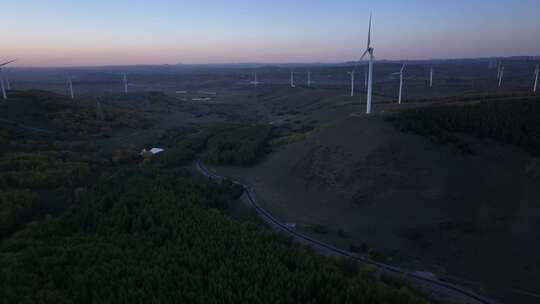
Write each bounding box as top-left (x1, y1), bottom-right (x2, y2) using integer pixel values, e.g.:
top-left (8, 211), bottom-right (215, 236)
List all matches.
top-left (95, 97), bottom-right (104, 121)
top-left (251, 72), bottom-right (259, 85)
top-left (498, 66), bottom-right (504, 88)
top-left (123, 73), bottom-right (128, 93)
top-left (290, 71), bottom-right (296, 88)
top-left (0, 59), bottom-right (16, 100)
top-left (1, 78), bottom-right (5, 100)
top-left (348, 70), bottom-right (355, 97)
top-left (397, 64), bottom-right (406, 104)
top-left (429, 66), bottom-right (434, 88)
top-left (532, 64), bottom-right (539, 92)
top-left (67, 77), bottom-right (74, 99)
top-left (307, 71), bottom-right (311, 87)
top-left (359, 13), bottom-right (375, 114)
top-left (5, 74), bottom-right (10, 90)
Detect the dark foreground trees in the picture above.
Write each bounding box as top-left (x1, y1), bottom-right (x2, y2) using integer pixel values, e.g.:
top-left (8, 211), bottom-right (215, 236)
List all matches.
top-left (0, 169), bottom-right (426, 304)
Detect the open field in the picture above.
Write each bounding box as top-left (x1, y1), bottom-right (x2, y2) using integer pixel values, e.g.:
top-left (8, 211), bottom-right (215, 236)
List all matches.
top-left (5, 58), bottom-right (539, 101)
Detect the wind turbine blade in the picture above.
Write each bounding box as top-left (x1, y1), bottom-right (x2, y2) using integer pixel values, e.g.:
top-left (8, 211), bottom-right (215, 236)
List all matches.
top-left (0, 59), bottom-right (16, 67)
top-left (367, 12), bottom-right (372, 48)
top-left (400, 64), bottom-right (405, 73)
top-left (359, 49), bottom-right (369, 61)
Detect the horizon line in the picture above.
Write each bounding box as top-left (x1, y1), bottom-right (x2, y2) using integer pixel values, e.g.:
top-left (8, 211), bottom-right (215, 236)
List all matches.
top-left (6, 55), bottom-right (540, 69)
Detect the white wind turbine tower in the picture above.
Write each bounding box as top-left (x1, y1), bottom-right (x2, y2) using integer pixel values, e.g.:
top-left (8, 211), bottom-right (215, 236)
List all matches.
top-left (359, 13), bottom-right (375, 114)
top-left (290, 71), bottom-right (296, 88)
top-left (397, 64), bottom-right (406, 104)
top-left (123, 73), bottom-right (128, 93)
top-left (67, 77), bottom-right (74, 99)
top-left (307, 71), bottom-right (311, 86)
top-left (429, 66), bottom-right (434, 88)
top-left (498, 66), bottom-right (504, 88)
top-left (534, 65), bottom-right (539, 93)
top-left (348, 70), bottom-right (355, 97)
top-left (251, 72), bottom-right (259, 85)
top-left (364, 68), bottom-right (368, 89)
top-left (5, 73), bottom-right (11, 90)
top-left (0, 59), bottom-right (16, 100)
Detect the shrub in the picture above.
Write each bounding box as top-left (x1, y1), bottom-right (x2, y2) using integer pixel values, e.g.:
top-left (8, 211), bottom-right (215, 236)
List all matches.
top-left (0, 189), bottom-right (40, 235)
top-left (310, 224), bottom-right (329, 234)
top-left (368, 248), bottom-right (386, 262)
top-left (202, 124), bottom-right (272, 166)
top-left (161, 146), bottom-right (196, 167)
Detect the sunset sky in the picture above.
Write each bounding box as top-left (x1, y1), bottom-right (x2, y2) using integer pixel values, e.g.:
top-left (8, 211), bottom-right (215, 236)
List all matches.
top-left (2, 0), bottom-right (539, 67)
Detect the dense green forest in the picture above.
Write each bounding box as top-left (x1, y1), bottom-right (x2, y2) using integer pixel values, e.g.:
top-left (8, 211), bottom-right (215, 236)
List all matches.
top-left (0, 169), bottom-right (427, 304)
top-left (161, 123), bottom-right (272, 167)
top-left (390, 98), bottom-right (540, 154)
top-left (9, 91), bottom-right (152, 137)
top-left (0, 92), bottom-right (426, 303)
top-left (0, 91), bottom-right (156, 237)
top-left (0, 120), bottom-right (270, 239)
top-left (0, 130), bottom-right (102, 237)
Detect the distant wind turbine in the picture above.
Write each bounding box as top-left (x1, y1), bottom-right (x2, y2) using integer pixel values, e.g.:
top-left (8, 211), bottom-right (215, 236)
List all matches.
top-left (123, 73), bottom-right (128, 93)
top-left (498, 66), bottom-right (504, 88)
top-left (251, 72), bottom-right (259, 85)
top-left (359, 13), bottom-right (375, 114)
top-left (95, 97), bottom-right (104, 120)
top-left (67, 77), bottom-right (74, 99)
top-left (429, 66), bottom-right (434, 88)
top-left (397, 64), bottom-right (406, 104)
top-left (307, 71), bottom-right (311, 87)
top-left (1, 79), bottom-right (5, 100)
top-left (0, 59), bottom-right (16, 100)
top-left (534, 65), bottom-right (539, 93)
top-left (348, 70), bottom-right (355, 97)
top-left (290, 71), bottom-right (296, 88)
